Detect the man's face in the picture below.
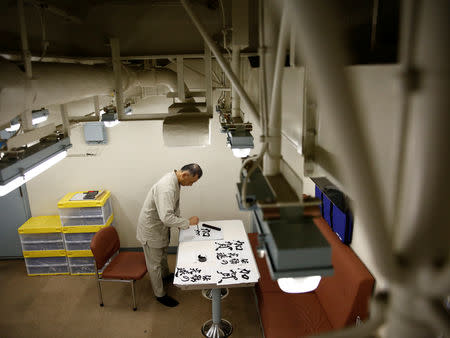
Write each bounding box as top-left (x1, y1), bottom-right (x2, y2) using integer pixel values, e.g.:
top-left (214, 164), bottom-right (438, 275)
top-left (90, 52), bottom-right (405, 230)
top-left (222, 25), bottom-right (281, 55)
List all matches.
top-left (180, 172), bottom-right (199, 186)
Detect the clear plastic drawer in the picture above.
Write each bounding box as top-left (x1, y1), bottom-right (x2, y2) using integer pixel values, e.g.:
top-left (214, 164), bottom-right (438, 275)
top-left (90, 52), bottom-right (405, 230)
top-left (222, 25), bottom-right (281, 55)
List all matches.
top-left (21, 241), bottom-right (64, 251)
top-left (25, 256), bottom-right (69, 275)
top-left (70, 265), bottom-right (96, 275)
top-left (59, 199), bottom-right (112, 226)
top-left (27, 265), bottom-right (69, 275)
top-left (63, 232), bottom-right (95, 251)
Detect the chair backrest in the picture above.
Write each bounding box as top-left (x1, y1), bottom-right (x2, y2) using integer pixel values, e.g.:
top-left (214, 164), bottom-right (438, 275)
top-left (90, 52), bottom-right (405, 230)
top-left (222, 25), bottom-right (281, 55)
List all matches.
top-left (90, 226), bottom-right (120, 269)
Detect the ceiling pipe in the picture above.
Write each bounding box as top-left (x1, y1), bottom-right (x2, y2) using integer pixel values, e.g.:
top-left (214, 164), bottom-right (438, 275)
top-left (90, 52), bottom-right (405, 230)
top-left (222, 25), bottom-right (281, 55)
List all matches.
top-left (180, 0), bottom-right (260, 127)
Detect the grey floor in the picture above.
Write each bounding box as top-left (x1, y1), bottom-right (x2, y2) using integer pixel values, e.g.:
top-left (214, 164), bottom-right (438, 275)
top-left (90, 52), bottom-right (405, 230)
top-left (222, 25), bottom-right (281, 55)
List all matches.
top-left (0, 256), bottom-right (263, 338)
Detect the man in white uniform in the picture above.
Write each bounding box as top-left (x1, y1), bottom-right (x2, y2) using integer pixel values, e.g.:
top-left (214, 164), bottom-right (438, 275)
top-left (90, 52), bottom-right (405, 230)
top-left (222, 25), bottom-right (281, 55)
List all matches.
top-left (136, 163), bottom-right (202, 307)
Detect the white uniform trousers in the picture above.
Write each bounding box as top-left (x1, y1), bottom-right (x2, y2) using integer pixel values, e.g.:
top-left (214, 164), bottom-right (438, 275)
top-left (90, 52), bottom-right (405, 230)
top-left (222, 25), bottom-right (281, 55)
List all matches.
top-left (142, 243), bottom-right (170, 297)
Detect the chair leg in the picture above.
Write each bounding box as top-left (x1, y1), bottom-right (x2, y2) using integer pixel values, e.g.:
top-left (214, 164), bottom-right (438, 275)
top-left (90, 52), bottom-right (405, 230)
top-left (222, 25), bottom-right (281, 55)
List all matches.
top-left (95, 270), bottom-right (104, 307)
top-left (131, 280), bottom-right (137, 311)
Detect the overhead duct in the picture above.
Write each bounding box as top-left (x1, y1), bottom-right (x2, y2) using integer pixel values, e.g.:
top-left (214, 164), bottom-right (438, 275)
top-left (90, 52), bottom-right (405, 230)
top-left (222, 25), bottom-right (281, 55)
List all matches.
top-left (135, 68), bottom-right (195, 102)
top-left (0, 59), bottom-right (194, 127)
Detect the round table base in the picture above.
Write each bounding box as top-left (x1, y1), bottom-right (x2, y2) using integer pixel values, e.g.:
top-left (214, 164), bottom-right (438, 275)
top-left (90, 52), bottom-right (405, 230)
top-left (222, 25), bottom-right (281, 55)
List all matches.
top-left (202, 288), bottom-right (229, 300)
top-left (201, 319), bottom-right (233, 338)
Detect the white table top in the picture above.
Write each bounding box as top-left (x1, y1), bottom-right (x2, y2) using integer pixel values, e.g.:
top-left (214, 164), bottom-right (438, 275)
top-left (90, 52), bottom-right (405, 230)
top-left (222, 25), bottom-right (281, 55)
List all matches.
top-left (174, 220), bottom-right (260, 290)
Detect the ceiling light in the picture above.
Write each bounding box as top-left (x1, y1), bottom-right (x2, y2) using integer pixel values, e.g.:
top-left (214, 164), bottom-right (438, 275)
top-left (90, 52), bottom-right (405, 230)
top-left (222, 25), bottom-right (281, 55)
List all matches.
top-left (277, 276), bottom-right (322, 293)
top-left (227, 130), bottom-right (254, 157)
top-left (0, 149), bottom-right (67, 197)
top-left (4, 108), bottom-right (50, 132)
top-left (100, 107), bottom-right (119, 128)
top-left (103, 120), bottom-right (120, 128)
top-left (232, 148), bottom-right (251, 158)
top-left (124, 104), bottom-right (132, 115)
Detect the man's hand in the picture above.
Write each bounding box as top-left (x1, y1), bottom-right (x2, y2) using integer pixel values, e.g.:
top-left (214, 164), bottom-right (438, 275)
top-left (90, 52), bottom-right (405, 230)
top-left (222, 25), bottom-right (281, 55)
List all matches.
top-left (189, 216), bottom-right (199, 225)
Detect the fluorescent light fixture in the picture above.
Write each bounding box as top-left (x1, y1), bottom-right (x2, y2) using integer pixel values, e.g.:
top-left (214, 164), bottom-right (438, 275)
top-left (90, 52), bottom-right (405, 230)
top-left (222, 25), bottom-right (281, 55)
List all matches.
top-left (0, 176), bottom-right (25, 196)
top-left (227, 130), bottom-right (254, 158)
top-left (0, 150), bottom-right (67, 197)
top-left (103, 120), bottom-right (120, 128)
top-left (4, 109), bottom-right (49, 132)
top-left (100, 108), bottom-right (119, 128)
top-left (5, 124), bottom-right (20, 132)
top-left (124, 105), bottom-right (132, 115)
top-left (31, 115), bottom-right (48, 125)
top-left (232, 148), bottom-right (251, 158)
top-left (277, 276), bottom-right (322, 293)
top-left (24, 151), bottom-right (67, 181)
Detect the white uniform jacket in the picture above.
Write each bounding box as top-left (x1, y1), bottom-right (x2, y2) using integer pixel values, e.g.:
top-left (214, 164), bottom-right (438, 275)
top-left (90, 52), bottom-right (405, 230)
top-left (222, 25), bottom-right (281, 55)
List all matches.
top-left (136, 171), bottom-right (190, 248)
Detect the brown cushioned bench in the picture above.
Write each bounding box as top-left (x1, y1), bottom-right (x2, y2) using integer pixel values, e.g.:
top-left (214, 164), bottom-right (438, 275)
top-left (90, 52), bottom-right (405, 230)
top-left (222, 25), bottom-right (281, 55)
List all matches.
top-left (248, 217), bottom-right (375, 337)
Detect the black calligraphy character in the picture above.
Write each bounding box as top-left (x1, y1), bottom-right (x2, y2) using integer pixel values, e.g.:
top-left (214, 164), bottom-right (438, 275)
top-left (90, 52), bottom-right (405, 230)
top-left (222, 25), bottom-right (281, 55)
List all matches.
top-left (202, 275), bottom-right (212, 281)
top-left (175, 267), bottom-right (188, 277)
top-left (201, 228), bottom-right (211, 237)
top-left (189, 267), bottom-right (202, 274)
top-left (230, 258), bottom-right (240, 264)
top-left (238, 268), bottom-right (251, 280)
top-left (217, 269), bottom-right (238, 284)
top-left (215, 241), bottom-right (234, 251)
top-left (241, 258), bottom-right (249, 264)
top-left (191, 274), bottom-right (202, 282)
top-left (216, 253), bottom-right (227, 260)
top-left (234, 240), bottom-right (244, 251)
top-left (181, 275), bottom-right (190, 282)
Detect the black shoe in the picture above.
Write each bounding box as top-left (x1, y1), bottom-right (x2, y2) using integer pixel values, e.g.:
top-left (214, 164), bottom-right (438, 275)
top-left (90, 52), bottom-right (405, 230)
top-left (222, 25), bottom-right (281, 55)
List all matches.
top-left (156, 295), bottom-right (179, 308)
top-left (163, 273), bottom-right (174, 284)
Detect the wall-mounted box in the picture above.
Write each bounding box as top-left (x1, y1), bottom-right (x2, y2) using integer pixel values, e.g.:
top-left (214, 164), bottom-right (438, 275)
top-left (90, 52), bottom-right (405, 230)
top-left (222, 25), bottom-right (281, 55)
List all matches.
top-left (83, 122), bottom-right (106, 144)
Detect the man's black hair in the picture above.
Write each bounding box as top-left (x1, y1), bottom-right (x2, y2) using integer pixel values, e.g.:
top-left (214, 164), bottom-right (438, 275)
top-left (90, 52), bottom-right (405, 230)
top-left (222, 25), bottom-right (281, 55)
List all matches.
top-left (181, 163), bottom-right (203, 178)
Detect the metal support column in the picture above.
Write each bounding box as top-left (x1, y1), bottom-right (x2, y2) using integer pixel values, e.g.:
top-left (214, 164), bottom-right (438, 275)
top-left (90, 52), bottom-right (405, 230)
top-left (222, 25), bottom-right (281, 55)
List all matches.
top-left (60, 104), bottom-right (71, 136)
top-left (177, 56), bottom-right (186, 102)
top-left (204, 44), bottom-right (213, 115)
top-left (93, 96), bottom-right (100, 119)
top-left (231, 47), bottom-right (241, 118)
top-left (110, 38), bottom-right (124, 118)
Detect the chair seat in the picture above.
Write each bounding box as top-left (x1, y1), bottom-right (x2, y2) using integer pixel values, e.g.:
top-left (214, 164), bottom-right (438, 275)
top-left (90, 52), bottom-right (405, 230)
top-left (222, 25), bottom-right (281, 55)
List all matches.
top-left (101, 252), bottom-right (147, 280)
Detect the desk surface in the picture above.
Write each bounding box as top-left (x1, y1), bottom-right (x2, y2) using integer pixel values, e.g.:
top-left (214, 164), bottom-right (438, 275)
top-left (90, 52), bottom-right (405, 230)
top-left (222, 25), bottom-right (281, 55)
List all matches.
top-left (174, 220), bottom-right (260, 290)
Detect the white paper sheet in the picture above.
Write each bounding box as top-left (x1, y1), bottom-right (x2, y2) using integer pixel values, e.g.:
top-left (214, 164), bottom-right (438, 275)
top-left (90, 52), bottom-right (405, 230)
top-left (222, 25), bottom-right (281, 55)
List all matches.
top-left (174, 238), bottom-right (259, 286)
top-left (179, 223), bottom-right (224, 242)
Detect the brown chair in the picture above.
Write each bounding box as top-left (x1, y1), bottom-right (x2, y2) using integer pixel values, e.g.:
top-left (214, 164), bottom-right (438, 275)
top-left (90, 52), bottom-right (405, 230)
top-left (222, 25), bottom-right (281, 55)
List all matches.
top-left (90, 226), bottom-right (147, 311)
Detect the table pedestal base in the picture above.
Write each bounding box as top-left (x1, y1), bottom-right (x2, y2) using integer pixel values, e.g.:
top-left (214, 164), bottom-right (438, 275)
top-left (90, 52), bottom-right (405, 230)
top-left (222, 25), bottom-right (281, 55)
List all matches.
top-left (202, 288), bottom-right (229, 300)
top-left (201, 319), bottom-right (233, 338)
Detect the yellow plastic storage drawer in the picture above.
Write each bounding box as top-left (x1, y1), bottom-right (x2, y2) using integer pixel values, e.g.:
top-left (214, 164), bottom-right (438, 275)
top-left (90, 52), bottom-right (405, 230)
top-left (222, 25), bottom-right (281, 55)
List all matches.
top-left (18, 216), bottom-right (65, 254)
top-left (58, 191), bottom-right (112, 227)
top-left (62, 217), bottom-right (113, 251)
top-left (24, 256), bottom-right (69, 276)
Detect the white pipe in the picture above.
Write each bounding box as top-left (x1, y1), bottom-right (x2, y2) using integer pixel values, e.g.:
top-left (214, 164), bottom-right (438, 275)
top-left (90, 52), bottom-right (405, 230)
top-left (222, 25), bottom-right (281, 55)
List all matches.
top-left (263, 6), bottom-right (289, 176)
top-left (180, 0), bottom-right (260, 126)
top-left (135, 68), bottom-right (194, 103)
top-left (231, 47), bottom-right (241, 118)
top-left (284, 0), bottom-right (397, 279)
